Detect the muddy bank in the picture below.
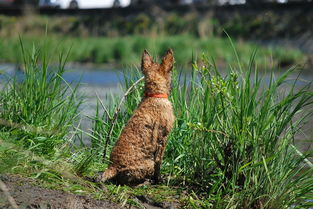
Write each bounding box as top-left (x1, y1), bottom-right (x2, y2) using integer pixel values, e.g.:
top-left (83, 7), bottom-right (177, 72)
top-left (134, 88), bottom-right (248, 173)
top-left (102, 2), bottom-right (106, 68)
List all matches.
top-left (0, 174), bottom-right (180, 209)
top-left (0, 175), bottom-right (122, 209)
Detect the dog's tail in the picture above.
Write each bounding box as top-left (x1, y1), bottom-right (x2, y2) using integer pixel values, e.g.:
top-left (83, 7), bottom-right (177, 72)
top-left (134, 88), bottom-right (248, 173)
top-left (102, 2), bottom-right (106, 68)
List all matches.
top-left (101, 167), bottom-right (118, 182)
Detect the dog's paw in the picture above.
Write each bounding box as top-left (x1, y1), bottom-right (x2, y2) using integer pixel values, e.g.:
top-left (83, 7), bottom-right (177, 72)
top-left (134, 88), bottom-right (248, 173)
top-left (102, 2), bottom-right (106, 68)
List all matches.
top-left (135, 178), bottom-right (153, 187)
top-left (94, 171), bottom-right (105, 182)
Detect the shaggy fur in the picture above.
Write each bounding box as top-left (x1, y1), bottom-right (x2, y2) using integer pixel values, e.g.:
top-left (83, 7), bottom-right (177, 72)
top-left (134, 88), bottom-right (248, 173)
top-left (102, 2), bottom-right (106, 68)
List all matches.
top-left (101, 49), bottom-right (175, 185)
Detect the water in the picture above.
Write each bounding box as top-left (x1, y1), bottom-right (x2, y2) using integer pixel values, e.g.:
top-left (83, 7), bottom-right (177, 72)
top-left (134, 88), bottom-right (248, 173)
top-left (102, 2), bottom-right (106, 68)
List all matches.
top-left (63, 66), bottom-right (126, 86)
top-left (0, 64), bottom-right (124, 86)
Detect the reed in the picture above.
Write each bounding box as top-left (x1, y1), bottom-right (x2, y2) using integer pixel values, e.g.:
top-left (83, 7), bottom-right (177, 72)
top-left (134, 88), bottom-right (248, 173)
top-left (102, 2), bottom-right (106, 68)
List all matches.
top-left (0, 43), bottom-right (82, 155)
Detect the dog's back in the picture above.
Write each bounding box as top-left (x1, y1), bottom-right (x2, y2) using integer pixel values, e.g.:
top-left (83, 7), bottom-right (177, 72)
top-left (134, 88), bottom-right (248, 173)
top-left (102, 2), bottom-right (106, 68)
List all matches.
top-left (102, 49), bottom-right (175, 185)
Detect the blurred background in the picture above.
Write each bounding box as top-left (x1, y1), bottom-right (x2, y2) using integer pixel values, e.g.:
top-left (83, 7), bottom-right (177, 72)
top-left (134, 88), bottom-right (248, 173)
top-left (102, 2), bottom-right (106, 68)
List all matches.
top-left (0, 0), bottom-right (313, 69)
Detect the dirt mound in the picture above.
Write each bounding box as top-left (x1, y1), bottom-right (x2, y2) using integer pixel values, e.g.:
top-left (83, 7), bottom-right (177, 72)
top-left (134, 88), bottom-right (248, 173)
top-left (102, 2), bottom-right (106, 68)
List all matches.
top-left (0, 174), bottom-right (123, 209)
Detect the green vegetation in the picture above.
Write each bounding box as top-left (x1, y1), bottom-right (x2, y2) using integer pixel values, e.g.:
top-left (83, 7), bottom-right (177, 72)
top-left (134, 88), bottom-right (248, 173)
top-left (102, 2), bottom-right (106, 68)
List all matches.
top-left (167, 57), bottom-right (313, 208)
top-left (0, 44), bottom-right (81, 156)
top-left (0, 35), bottom-right (305, 69)
top-left (0, 13), bottom-right (306, 69)
top-left (0, 43), bottom-right (312, 208)
top-left (0, 11), bottom-right (309, 40)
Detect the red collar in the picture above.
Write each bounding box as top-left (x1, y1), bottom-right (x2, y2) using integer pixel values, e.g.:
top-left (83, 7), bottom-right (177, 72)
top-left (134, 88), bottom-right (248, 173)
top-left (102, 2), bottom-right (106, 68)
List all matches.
top-left (144, 93), bottom-right (168, 99)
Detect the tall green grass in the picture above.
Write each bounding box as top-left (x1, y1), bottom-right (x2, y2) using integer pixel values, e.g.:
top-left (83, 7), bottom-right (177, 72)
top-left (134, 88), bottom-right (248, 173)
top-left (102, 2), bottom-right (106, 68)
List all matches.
top-left (89, 53), bottom-right (313, 208)
top-left (166, 58), bottom-right (313, 208)
top-left (0, 44), bottom-right (82, 156)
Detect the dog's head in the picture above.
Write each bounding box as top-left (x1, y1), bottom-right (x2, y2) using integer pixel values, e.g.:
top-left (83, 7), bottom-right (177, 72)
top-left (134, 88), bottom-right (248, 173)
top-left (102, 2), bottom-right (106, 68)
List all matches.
top-left (141, 49), bottom-right (174, 95)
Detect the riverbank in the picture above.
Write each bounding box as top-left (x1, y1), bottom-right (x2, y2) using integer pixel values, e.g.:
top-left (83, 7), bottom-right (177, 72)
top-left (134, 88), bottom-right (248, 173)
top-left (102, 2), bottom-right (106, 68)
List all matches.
top-left (0, 44), bottom-right (312, 208)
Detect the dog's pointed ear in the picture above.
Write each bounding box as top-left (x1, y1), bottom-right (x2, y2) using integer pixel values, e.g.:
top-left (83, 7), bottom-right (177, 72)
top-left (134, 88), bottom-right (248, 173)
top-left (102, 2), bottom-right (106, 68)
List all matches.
top-left (142, 49), bottom-right (153, 71)
top-left (161, 49), bottom-right (174, 72)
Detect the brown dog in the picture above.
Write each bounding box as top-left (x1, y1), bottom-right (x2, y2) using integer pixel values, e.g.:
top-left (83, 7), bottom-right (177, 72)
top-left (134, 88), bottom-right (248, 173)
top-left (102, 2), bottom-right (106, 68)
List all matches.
top-left (101, 49), bottom-right (175, 185)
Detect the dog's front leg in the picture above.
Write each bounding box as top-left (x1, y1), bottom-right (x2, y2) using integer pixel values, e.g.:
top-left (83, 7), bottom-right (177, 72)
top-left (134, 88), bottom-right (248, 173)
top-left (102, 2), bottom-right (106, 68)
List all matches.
top-left (153, 124), bottom-right (172, 184)
top-left (151, 121), bottom-right (162, 183)
top-left (153, 147), bottom-right (161, 184)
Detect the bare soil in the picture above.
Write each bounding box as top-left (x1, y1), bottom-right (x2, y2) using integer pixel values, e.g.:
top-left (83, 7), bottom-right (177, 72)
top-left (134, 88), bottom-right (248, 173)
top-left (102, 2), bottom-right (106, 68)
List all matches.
top-left (0, 174), bottom-right (122, 209)
top-left (0, 175), bottom-right (179, 209)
